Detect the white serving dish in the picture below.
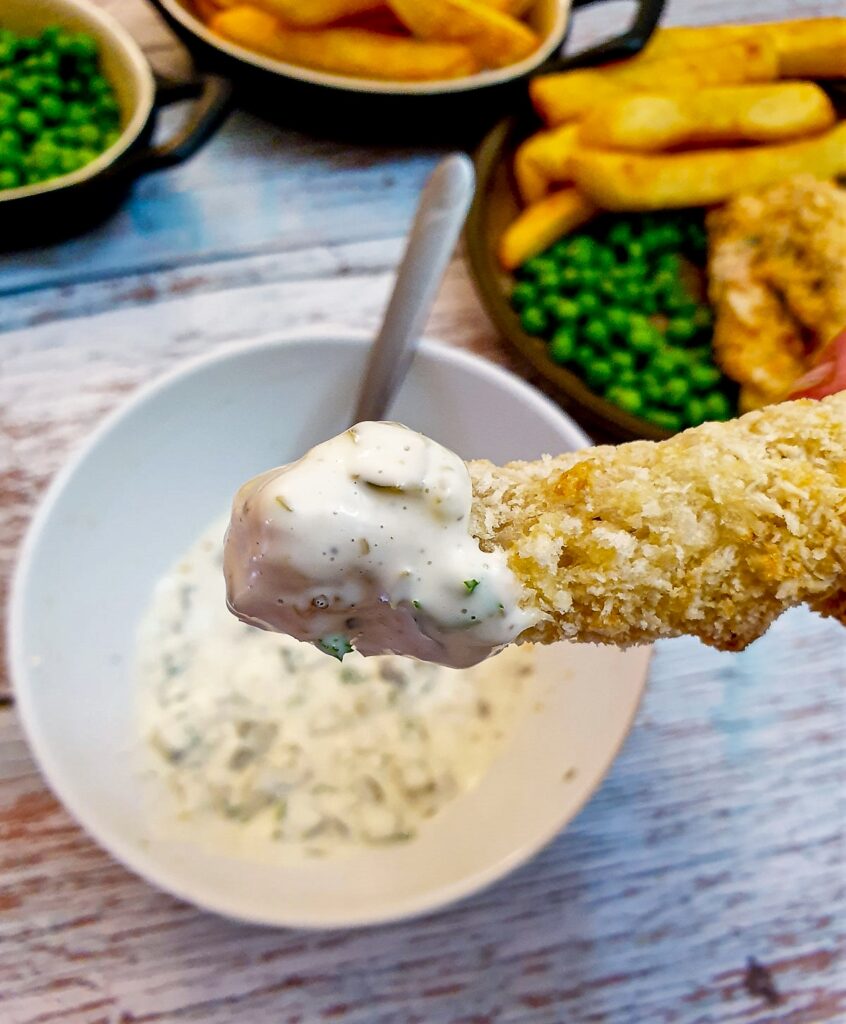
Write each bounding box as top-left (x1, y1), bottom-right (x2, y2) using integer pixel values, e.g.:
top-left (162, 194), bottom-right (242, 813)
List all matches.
top-left (9, 328), bottom-right (650, 928)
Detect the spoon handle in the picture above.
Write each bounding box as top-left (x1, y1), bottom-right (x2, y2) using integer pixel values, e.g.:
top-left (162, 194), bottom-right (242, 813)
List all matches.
top-left (351, 153), bottom-right (475, 425)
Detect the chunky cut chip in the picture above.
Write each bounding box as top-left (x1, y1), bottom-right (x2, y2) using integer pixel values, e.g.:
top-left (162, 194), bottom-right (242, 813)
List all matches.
top-left (498, 188), bottom-right (597, 269)
top-left (388, 0), bottom-right (539, 68)
top-left (578, 83), bottom-right (835, 152)
top-left (243, 0), bottom-right (383, 28)
top-left (531, 37), bottom-right (778, 125)
top-left (571, 122), bottom-right (846, 211)
top-left (211, 6), bottom-right (479, 79)
top-left (514, 123), bottom-right (580, 203)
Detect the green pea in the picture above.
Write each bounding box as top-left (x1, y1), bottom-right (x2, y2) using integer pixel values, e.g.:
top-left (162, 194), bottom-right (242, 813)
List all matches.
top-left (102, 129), bottom-right (120, 149)
top-left (14, 75), bottom-right (40, 101)
top-left (0, 166), bottom-right (20, 189)
top-left (560, 266), bottom-right (581, 290)
top-left (663, 377), bottom-right (690, 407)
top-left (67, 101), bottom-right (93, 125)
top-left (607, 307), bottom-right (629, 334)
top-left (640, 227), bottom-right (665, 253)
top-left (703, 392), bottom-right (733, 421)
top-left (616, 369), bottom-right (638, 389)
top-left (620, 282), bottom-right (643, 307)
top-left (0, 41), bottom-right (17, 66)
top-left (537, 269), bottom-right (561, 292)
top-left (656, 252), bottom-right (681, 275)
top-left (87, 74), bottom-right (111, 97)
top-left (555, 297), bottom-right (579, 321)
top-left (625, 258), bottom-right (648, 281)
top-left (645, 408), bottom-right (683, 432)
top-left (0, 125), bottom-right (20, 147)
top-left (650, 350), bottom-right (678, 379)
top-left (58, 147), bottom-right (84, 174)
top-left (666, 317), bottom-right (696, 344)
top-left (685, 396), bottom-right (707, 426)
top-left (578, 292), bottom-right (601, 317)
top-left (64, 33), bottom-right (99, 61)
top-left (641, 373), bottom-right (664, 404)
top-left (657, 226), bottom-right (683, 250)
top-left (549, 328), bottom-right (575, 364)
top-left (627, 241), bottom-right (645, 261)
top-left (40, 72), bottom-right (64, 95)
top-left (29, 142), bottom-right (60, 172)
top-left (610, 349), bottom-right (635, 373)
top-left (630, 325), bottom-right (660, 356)
top-left (596, 246), bottom-right (615, 270)
top-left (99, 101), bottom-right (123, 130)
top-left (541, 292), bottom-right (563, 316)
top-left (580, 267), bottom-right (602, 291)
top-left (521, 306), bottom-right (548, 335)
top-left (35, 50), bottom-right (60, 74)
top-left (0, 138), bottom-right (21, 167)
top-left (17, 108), bottom-right (42, 135)
top-left (574, 345), bottom-right (595, 370)
top-left (568, 238), bottom-right (596, 266)
top-left (586, 358), bottom-right (613, 390)
top-left (511, 281), bottom-right (537, 309)
top-left (38, 94), bottom-right (65, 122)
top-left (584, 319), bottom-right (610, 348)
top-left (690, 363), bottom-right (722, 391)
top-left (606, 386), bottom-right (644, 416)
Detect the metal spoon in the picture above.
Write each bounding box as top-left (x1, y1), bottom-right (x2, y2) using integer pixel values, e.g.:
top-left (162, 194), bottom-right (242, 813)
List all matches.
top-left (351, 152), bottom-right (475, 424)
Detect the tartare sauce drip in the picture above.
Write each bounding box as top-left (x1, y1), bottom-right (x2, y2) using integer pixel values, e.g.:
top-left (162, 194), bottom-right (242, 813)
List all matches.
top-left (224, 422), bottom-right (536, 668)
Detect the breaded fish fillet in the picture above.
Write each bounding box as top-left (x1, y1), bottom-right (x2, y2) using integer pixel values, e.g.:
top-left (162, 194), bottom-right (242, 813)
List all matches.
top-left (470, 393), bottom-right (846, 652)
top-left (707, 176), bottom-right (846, 410)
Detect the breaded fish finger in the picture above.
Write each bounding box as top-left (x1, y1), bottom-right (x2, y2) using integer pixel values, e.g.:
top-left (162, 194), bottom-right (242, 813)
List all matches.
top-left (470, 393), bottom-right (846, 652)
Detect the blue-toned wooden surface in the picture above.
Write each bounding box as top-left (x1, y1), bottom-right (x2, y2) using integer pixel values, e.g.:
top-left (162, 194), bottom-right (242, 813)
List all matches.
top-left (0, 2), bottom-right (843, 1022)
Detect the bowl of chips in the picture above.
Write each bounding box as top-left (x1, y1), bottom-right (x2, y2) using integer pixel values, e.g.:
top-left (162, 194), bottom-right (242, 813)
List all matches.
top-left (150, 0), bottom-right (664, 138)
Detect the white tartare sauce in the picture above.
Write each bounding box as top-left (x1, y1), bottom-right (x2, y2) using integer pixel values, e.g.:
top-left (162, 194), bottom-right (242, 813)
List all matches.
top-left (137, 519), bottom-right (535, 860)
top-left (224, 421), bottom-right (537, 668)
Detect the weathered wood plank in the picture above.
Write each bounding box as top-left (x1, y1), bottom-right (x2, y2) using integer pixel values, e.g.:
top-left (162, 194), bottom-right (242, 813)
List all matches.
top-left (1, 612), bottom-right (843, 1023)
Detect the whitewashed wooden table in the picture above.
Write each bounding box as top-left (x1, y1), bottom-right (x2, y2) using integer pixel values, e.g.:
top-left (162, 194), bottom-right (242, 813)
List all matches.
top-left (1, 2), bottom-right (844, 1021)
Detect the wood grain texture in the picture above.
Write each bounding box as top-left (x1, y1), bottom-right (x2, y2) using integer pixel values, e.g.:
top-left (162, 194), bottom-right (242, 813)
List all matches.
top-left (1, 0), bottom-right (844, 1021)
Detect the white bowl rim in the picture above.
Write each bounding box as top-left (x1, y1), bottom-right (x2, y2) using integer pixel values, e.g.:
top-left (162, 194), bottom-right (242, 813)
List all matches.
top-left (157, 0), bottom-right (571, 96)
top-left (0, 0), bottom-right (156, 203)
top-left (8, 327), bottom-right (648, 929)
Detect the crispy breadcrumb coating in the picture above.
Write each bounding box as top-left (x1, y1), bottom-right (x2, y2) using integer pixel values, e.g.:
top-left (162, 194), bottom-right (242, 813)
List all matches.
top-left (469, 393), bottom-right (846, 652)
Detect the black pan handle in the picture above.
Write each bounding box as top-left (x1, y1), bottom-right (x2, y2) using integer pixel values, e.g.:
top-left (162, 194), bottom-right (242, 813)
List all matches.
top-left (110, 73), bottom-right (233, 180)
top-left (546, 0), bottom-right (665, 72)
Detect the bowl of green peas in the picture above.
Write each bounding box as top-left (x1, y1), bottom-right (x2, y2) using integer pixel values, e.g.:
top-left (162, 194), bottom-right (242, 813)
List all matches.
top-left (466, 116), bottom-right (739, 441)
top-left (0, 0), bottom-right (231, 246)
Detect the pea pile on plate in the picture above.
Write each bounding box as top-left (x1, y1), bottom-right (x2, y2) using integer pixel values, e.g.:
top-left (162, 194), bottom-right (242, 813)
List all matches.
top-left (0, 26), bottom-right (121, 191)
top-left (510, 210), bottom-right (737, 432)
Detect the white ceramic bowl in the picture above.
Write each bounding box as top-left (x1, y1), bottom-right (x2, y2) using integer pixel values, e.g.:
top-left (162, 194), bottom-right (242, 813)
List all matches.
top-left (9, 329), bottom-right (650, 928)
